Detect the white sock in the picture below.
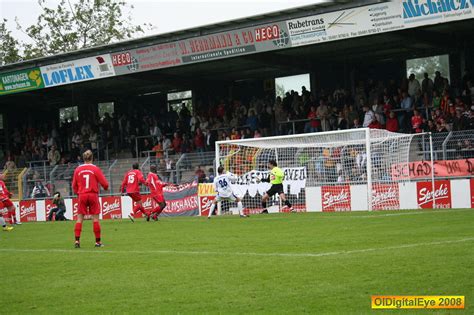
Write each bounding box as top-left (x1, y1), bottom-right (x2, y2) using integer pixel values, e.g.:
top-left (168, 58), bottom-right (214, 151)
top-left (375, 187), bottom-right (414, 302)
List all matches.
top-left (208, 203), bottom-right (216, 218)
top-left (237, 202), bottom-right (243, 215)
top-left (0, 216), bottom-right (5, 227)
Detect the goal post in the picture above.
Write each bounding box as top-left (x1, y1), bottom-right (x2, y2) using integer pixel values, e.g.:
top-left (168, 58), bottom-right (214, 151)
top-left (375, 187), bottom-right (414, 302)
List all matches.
top-left (214, 128), bottom-right (434, 214)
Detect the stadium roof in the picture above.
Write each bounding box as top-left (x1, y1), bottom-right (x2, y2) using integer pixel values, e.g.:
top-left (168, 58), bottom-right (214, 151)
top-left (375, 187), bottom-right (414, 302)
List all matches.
top-left (0, 0), bottom-right (382, 72)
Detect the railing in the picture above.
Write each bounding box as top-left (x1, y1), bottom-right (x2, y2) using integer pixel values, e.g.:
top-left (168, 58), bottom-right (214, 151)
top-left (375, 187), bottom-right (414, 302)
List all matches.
top-left (278, 119), bottom-right (310, 134)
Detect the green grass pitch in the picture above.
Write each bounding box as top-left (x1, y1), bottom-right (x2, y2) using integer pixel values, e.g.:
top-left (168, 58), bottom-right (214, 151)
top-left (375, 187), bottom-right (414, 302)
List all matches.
top-left (1, 209), bottom-right (473, 314)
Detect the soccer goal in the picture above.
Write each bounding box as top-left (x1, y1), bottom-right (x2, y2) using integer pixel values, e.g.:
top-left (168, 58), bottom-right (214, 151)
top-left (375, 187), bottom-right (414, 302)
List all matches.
top-left (215, 128), bottom-right (435, 213)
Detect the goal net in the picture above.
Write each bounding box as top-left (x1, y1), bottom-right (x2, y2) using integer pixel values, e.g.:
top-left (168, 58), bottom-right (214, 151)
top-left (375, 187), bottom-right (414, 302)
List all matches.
top-left (215, 128), bottom-right (433, 214)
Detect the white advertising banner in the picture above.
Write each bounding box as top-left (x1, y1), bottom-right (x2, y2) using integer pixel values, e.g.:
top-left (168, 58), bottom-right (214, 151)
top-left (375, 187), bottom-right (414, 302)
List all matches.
top-left (40, 54), bottom-right (115, 88)
top-left (287, 1), bottom-right (474, 47)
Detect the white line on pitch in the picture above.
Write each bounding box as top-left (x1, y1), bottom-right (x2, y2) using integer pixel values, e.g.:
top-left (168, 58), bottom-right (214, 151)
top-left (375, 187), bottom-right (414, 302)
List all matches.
top-left (1, 237), bottom-right (473, 258)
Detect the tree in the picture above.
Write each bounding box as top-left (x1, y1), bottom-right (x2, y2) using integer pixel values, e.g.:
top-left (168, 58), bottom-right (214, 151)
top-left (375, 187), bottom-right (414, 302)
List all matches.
top-left (0, 19), bottom-right (21, 65)
top-left (17, 0), bottom-right (149, 60)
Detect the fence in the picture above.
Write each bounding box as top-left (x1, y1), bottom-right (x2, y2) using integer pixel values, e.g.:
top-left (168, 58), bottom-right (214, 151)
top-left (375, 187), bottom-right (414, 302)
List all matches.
top-left (15, 130), bottom-right (474, 200)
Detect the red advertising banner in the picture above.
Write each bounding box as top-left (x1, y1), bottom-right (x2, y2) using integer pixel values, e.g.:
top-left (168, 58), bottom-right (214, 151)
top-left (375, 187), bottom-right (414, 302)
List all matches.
top-left (72, 198), bottom-right (92, 220)
top-left (45, 199), bottom-right (55, 221)
top-left (416, 180), bottom-right (451, 209)
top-left (391, 158), bottom-right (474, 180)
top-left (101, 196), bottom-right (122, 219)
top-left (199, 195), bottom-right (215, 217)
top-left (19, 200), bottom-right (37, 222)
top-left (132, 194), bottom-right (154, 218)
top-left (321, 185), bottom-right (351, 212)
top-left (372, 184), bottom-right (400, 210)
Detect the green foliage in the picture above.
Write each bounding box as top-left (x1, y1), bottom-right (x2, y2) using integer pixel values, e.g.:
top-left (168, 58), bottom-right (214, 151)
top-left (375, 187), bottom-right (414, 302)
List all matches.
top-left (0, 19), bottom-right (21, 65)
top-left (17, 0), bottom-right (149, 60)
top-left (407, 55), bottom-right (450, 82)
top-left (1, 210), bottom-right (473, 313)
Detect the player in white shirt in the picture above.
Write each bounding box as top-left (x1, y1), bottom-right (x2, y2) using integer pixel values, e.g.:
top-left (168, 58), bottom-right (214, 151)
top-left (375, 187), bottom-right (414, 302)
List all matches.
top-left (208, 166), bottom-right (247, 219)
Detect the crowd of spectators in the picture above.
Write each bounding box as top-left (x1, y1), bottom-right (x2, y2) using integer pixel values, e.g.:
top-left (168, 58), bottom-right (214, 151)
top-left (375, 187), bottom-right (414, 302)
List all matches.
top-left (3, 69), bottom-right (474, 171)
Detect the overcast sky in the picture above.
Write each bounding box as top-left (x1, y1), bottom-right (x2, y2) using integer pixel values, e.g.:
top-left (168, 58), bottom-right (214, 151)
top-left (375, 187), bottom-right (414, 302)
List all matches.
top-left (1, 0), bottom-right (323, 44)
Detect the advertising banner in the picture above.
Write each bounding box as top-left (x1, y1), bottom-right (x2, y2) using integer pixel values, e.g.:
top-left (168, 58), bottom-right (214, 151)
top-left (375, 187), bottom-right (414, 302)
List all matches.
top-left (416, 180), bottom-right (451, 209)
top-left (101, 196), bottom-right (122, 219)
top-left (391, 158), bottom-right (474, 180)
top-left (45, 199), bottom-right (55, 221)
top-left (372, 184), bottom-right (400, 210)
top-left (162, 182), bottom-right (199, 217)
top-left (198, 183), bottom-right (216, 217)
top-left (0, 68), bottom-right (44, 95)
top-left (286, 1), bottom-right (474, 47)
top-left (321, 185), bottom-right (351, 212)
top-left (112, 21), bottom-right (290, 75)
top-left (40, 54), bottom-right (115, 88)
top-left (19, 200), bottom-right (37, 222)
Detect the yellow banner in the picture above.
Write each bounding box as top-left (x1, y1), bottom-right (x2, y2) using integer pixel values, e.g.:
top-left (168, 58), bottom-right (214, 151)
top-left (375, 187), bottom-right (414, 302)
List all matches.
top-left (371, 296), bottom-right (464, 309)
top-left (198, 183), bottom-right (216, 197)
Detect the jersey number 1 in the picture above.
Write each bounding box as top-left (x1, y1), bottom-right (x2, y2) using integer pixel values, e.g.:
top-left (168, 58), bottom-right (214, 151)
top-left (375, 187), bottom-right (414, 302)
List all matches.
top-left (83, 174), bottom-right (90, 189)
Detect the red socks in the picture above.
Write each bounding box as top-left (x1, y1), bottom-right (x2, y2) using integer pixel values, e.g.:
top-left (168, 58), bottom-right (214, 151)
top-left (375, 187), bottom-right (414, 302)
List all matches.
top-left (93, 222), bottom-right (101, 243)
top-left (74, 222), bottom-right (82, 241)
top-left (74, 222), bottom-right (101, 243)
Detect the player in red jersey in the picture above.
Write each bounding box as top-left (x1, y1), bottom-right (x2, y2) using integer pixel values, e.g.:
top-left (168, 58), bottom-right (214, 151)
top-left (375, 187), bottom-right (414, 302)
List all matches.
top-left (146, 164), bottom-right (170, 221)
top-left (0, 173), bottom-right (20, 225)
top-left (121, 163), bottom-right (149, 222)
top-left (72, 150), bottom-right (109, 248)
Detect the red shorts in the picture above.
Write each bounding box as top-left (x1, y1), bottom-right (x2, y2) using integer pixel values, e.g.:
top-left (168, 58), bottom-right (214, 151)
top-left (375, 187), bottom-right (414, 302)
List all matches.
top-left (78, 193), bottom-right (100, 215)
top-left (127, 192), bottom-right (142, 202)
top-left (152, 194), bottom-right (165, 204)
top-left (1, 198), bottom-right (13, 208)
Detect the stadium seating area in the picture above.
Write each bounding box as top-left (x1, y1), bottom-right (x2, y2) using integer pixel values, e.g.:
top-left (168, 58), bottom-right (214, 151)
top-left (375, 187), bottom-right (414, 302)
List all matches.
top-left (3, 70), bottom-right (474, 172)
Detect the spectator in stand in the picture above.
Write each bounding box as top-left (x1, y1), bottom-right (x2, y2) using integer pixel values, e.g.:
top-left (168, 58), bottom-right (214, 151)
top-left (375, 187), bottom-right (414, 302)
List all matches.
top-left (408, 74), bottom-right (421, 99)
top-left (246, 109), bottom-right (258, 131)
top-left (421, 72), bottom-right (434, 98)
top-left (411, 109), bottom-right (423, 133)
top-left (362, 105), bottom-right (375, 128)
top-left (436, 119), bottom-right (448, 132)
top-left (149, 120), bottom-right (162, 143)
top-left (431, 90), bottom-right (441, 110)
top-left (254, 129), bottom-right (262, 138)
top-left (424, 119), bottom-right (437, 132)
top-left (305, 105), bottom-right (320, 133)
top-left (368, 117), bottom-right (382, 129)
top-left (434, 71), bottom-right (445, 94)
top-left (230, 128), bottom-right (240, 140)
top-left (171, 132), bottom-right (182, 155)
top-left (372, 99), bottom-right (385, 125)
top-left (400, 91), bottom-right (414, 131)
top-left (195, 165), bottom-right (206, 183)
top-left (336, 111), bottom-right (348, 130)
top-left (440, 89), bottom-right (451, 114)
top-left (47, 145), bottom-right (61, 166)
top-left (4, 156), bottom-right (16, 172)
top-left (452, 108), bottom-right (467, 131)
top-left (152, 139), bottom-right (163, 158)
top-left (386, 111), bottom-right (399, 132)
top-left (180, 134), bottom-right (192, 155)
top-left (317, 100), bottom-right (330, 131)
top-left (466, 107), bottom-right (474, 130)
top-left (346, 105), bottom-right (359, 128)
top-left (31, 180), bottom-right (50, 199)
top-left (193, 128), bottom-right (205, 153)
top-left (353, 118), bottom-right (362, 128)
